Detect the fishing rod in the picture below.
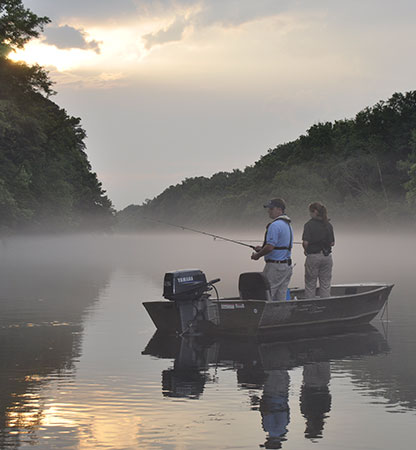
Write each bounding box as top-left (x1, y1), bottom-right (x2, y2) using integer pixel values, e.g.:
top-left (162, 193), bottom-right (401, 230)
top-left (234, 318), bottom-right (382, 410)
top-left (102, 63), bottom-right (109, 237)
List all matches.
top-left (142, 217), bottom-right (302, 249)
top-left (143, 217), bottom-right (258, 249)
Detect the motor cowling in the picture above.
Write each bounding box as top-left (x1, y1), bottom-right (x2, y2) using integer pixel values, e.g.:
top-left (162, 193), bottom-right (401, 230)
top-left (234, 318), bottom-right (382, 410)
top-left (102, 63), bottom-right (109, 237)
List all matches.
top-left (163, 269), bottom-right (208, 302)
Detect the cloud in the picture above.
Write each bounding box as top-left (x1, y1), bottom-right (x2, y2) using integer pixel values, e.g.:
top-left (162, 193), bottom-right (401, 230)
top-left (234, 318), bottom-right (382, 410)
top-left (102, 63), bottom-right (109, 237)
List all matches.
top-left (47, 69), bottom-right (127, 90)
top-left (192, 0), bottom-right (291, 27)
top-left (142, 17), bottom-right (188, 49)
top-left (23, 1), bottom-right (296, 53)
top-left (24, 0), bottom-right (416, 31)
top-left (43, 25), bottom-right (101, 53)
top-left (25, 0), bottom-right (139, 23)
top-left (26, 0), bottom-right (291, 28)
top-left (140, 0), bottom-right (292, 50)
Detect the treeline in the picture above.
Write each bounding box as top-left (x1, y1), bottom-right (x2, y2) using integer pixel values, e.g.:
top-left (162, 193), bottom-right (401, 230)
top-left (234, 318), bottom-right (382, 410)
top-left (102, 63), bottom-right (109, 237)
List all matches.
top-left (118, 91), bottom-right (416, 229)
top-left (0, 0), bottom-right (114, 233)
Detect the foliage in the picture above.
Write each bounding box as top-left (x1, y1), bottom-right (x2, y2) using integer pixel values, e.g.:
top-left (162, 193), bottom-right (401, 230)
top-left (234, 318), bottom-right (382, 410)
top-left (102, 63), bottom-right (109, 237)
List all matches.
top-left (400, 130), bottom-right (416, 207)
top-left (118, 91), bottom-right (416, 229)
top-left (0, 58), bottom-right (115, 232)
top-left (0, 1), bottom-right (114, 233)
top-left (0, 0), bottom-right (50, 54)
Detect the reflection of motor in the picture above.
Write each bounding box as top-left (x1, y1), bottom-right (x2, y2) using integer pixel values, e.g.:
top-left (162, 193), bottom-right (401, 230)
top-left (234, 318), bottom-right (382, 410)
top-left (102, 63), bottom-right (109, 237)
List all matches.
top-left (162, 368), bottom-right (207, 399)
top-left (161, 336), bottom-right (211, 399)
top-left (163, 269), bottom-right (220, 335)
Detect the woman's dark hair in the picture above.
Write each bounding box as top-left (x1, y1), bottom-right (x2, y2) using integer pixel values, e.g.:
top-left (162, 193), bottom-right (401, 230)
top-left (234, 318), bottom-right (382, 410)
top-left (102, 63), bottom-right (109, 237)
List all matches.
top-left (309, 202), bottom-right (329, 223)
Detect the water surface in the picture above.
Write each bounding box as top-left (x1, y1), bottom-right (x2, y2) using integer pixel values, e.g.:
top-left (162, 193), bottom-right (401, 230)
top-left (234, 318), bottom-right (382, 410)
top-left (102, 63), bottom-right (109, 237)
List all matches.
top-left (0, 232), bottom-right (415, 449)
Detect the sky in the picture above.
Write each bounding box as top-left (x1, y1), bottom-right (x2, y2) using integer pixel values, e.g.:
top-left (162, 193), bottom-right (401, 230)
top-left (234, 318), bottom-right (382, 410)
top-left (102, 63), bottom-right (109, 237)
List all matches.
top-left (10, 0), bottom-right (416, 209)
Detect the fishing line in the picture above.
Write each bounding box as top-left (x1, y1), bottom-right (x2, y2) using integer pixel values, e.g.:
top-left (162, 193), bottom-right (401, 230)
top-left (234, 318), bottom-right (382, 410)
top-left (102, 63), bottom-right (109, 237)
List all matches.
top-left (143, 217), bottom-right (257, 249)
top-left (142, 217), bottom-right (301, 249)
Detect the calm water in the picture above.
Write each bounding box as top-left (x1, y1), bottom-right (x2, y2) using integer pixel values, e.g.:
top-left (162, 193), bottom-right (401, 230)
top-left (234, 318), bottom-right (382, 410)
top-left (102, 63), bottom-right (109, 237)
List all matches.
top-left (0, 232), bottom-right (415, 449)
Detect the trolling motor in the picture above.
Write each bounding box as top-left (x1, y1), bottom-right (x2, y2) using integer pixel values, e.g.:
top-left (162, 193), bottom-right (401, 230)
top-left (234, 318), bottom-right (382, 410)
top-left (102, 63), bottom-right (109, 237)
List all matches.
top-left (163, 269), bottom-right (220, 334)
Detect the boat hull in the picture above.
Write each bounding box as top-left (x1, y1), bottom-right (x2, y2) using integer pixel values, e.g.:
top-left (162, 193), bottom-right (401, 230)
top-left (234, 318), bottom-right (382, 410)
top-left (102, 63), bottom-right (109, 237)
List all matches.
top-left (143, 283), bottom-right (393, 336)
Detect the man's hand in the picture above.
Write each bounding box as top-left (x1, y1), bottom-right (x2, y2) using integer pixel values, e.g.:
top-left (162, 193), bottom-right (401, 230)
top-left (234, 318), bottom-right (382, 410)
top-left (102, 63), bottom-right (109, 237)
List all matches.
top-left (254, 246), bottom-right (262, 252)
top-left (251, 243), bottom-right (273, 261)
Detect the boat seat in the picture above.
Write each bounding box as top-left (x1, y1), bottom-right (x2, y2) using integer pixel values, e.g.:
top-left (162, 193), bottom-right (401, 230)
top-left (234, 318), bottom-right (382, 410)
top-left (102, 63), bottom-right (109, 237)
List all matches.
top-left (238, 272), bottom-right (272, 301)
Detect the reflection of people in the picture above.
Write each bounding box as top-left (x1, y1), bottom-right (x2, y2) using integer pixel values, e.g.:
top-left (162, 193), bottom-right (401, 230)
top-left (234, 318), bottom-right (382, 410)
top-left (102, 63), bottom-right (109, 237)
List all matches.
top-left (251, 198), bottom-right (293, 301)
top-left (300, 362), bottom-right (332, 440)
top-left (302, 202), bottom-right (335, 298)
top-left (260, 370), bottom-right (290, 449)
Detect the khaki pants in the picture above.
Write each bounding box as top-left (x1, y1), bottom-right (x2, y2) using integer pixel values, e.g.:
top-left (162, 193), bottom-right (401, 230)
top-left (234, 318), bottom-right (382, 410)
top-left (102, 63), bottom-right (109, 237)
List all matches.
top-left (304, 253), bottom-right (333, 299)
top-left (263, 263), bottom-right (293, 301)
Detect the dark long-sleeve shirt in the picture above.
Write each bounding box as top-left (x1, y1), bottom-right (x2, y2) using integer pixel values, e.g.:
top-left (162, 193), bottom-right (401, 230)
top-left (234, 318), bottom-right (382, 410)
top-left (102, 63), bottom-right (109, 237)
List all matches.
top-left (302, 218), bottom-right (335, 254)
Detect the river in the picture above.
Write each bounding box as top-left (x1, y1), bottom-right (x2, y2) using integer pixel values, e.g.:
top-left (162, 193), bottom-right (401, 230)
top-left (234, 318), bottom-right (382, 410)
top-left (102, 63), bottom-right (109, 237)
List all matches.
top-left (0, 231), bottom-right (415, 449)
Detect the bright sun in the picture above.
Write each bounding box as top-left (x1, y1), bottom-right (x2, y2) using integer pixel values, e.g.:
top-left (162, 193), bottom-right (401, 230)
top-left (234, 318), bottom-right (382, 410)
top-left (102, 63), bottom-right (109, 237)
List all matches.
top-left (9, 40), bottom-right (101, 71)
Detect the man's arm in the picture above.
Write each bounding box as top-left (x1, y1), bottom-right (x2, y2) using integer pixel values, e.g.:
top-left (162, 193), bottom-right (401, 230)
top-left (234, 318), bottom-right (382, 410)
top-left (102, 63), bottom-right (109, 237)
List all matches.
top-left (251, 244), bottom-right (274, 260)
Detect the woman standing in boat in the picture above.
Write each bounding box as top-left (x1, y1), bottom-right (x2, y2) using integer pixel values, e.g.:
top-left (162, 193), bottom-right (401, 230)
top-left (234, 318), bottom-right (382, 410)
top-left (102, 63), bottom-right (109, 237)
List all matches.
top-left (302, 202), bottom-right (335, 299)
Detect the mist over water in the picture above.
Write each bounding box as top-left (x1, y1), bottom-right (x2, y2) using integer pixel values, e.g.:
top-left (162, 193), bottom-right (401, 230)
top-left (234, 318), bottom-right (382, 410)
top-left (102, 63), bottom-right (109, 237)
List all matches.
top-left (0, 230), bottom-right (415, 449)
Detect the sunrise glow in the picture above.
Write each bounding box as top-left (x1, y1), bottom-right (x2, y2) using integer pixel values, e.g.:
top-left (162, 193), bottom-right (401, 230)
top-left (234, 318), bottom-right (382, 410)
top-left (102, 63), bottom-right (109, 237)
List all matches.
top-left (9, 40), bottom-right (100, 71)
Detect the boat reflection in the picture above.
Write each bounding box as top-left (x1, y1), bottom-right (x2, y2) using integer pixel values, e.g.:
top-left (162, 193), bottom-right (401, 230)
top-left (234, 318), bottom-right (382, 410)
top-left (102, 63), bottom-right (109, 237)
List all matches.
top-left (142, 326), bottom-right (389, 448)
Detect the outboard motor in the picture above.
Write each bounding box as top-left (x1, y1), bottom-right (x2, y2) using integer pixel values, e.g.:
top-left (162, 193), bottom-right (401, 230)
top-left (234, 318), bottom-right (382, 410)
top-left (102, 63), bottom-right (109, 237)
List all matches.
top-left (163, 269), bottom-right (219, 334)
top-left (163, 269), bottom-right (208, 302)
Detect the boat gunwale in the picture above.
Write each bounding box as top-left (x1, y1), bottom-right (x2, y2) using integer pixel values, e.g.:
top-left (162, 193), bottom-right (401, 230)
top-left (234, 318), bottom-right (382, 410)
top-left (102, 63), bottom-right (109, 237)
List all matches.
top-left (208, 283), bottom-right (394, 304)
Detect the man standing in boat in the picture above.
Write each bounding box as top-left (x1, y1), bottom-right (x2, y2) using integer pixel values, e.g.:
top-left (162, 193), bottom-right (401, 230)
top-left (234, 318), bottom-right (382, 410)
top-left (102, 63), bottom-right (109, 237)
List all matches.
top-left (251, 198), bottom-right (293, 301)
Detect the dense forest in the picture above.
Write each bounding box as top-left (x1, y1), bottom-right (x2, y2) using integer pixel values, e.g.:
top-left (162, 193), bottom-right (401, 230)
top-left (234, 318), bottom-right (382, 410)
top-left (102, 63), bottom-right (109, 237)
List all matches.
top-left (0, 0), bottom-right (114, 233)
top-left (118, 91), bottom-right (416, 229)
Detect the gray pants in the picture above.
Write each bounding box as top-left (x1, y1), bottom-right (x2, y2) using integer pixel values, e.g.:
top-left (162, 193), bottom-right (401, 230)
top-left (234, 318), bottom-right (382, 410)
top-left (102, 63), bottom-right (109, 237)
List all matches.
top-left (263, 263), bottom-right (293, 301)
top-left (304, 253), bottom-right (333, 299)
